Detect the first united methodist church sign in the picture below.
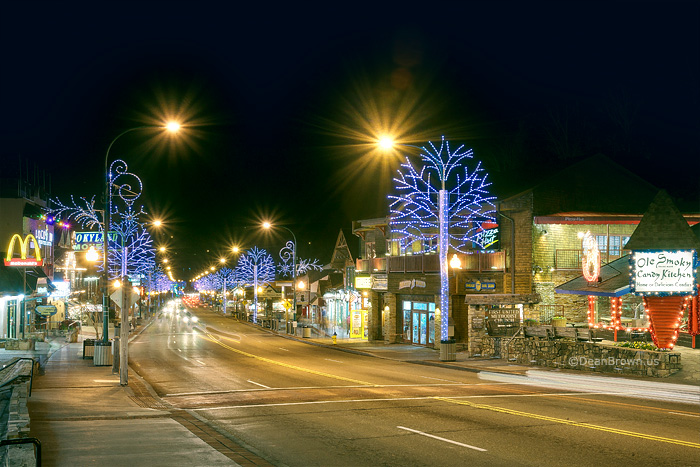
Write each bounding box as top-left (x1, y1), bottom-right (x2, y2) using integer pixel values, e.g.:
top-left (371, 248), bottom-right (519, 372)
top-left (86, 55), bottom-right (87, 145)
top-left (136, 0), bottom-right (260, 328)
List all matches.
top-left (4, 234), bottom-right (44, 267)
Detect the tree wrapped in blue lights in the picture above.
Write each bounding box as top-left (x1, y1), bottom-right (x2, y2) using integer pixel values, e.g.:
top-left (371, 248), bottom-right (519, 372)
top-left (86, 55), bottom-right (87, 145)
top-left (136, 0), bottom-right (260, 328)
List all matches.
top-left (278, 241), bottom-right (322, 277)
top-left (389, 137), bottom-right (496, 252)
top-left (236, 247), bottom-right (275, 323)
top-left (389, 136), bottom-right (496, 343)
top-left (212, 267), bottom-right (239, 315)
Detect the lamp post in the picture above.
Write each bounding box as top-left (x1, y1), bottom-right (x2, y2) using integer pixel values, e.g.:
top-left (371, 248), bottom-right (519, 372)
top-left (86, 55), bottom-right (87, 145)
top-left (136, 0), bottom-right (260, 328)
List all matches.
top-left (102, 122), bottom-right (180, 385)
top-left (263, 222), bottom-right (297, 324)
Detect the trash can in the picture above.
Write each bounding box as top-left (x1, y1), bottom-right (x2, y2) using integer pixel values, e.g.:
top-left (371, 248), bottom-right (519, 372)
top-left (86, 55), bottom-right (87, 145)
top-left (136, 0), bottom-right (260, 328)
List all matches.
top-left (302, 326), bottom-right (311, 338)
top-left (93, 340), bottom-right (113, 366)
top-left (83, 339), bottom-right (95, 359)
top-left (440, 339), bottom-right (457, 362)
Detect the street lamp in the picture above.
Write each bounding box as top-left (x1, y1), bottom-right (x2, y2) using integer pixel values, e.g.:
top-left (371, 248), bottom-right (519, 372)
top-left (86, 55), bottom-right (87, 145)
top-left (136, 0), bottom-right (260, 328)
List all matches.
top-left (263, 222), bottom-right (297, 326)
top-left (101, 122), bottom-right (180, 385)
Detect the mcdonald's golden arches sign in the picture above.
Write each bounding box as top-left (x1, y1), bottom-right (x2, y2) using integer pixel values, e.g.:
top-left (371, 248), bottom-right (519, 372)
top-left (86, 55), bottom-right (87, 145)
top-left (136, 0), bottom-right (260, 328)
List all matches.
top-left (4, 234), bottom-right (44, 267)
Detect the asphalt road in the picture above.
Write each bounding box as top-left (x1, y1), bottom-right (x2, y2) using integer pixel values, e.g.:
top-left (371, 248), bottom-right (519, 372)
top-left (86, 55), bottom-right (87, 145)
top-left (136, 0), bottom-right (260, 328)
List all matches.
top-left (129, 305), bottom-right (700, 467)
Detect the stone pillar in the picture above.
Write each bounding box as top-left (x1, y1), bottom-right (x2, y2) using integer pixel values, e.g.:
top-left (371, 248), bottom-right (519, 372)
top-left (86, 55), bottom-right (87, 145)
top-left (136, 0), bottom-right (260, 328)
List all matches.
top-left (467, 304), bottom-right (487, 356)
top-left (368, 292), bottom-right (381, 342)
top-left (382, 293), bottom-right (400, 343)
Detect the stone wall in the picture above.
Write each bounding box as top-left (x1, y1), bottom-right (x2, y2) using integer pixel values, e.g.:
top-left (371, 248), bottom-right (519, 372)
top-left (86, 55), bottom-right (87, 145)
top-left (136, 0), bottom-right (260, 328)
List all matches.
top-left (480, 336), bottom-right (681, 377)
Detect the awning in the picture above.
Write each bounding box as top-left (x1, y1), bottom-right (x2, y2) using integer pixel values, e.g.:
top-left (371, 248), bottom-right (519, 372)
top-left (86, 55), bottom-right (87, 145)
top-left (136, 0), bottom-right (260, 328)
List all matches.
top-left (554, 255), bottom-right (631, 297)
top-left (0, 260), bottom-right (55, 296)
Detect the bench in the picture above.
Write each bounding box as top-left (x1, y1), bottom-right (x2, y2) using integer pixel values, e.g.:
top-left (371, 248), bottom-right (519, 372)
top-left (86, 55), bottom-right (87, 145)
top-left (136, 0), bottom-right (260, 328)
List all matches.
top-left (524, 326), bottom-right (553, 339)
top-left (575, 328), bottom-right (603, 343)
top-left (552, 326), bottom-right (577, 340)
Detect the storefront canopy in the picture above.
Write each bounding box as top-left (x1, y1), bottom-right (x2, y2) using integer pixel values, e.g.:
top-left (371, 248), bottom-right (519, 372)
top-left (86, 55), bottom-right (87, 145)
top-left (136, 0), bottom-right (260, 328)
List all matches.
top-left (0, 256), bottom-right (55, 296)
top-left (555, 255), bottom-right (631, 297)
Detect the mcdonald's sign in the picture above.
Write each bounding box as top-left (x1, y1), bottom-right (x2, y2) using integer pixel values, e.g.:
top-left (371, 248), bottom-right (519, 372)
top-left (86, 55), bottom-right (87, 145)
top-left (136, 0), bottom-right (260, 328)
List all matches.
top-left (4, 234), bottom-right (44, 267)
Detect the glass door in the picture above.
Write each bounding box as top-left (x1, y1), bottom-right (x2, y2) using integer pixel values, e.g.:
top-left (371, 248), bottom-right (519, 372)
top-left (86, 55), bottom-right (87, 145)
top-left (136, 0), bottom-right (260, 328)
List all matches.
top-left (7, 300), bottom-right (17, 339)
top-left (412, 313), bottom-right (420, 344)
top-left (419, 313), bottom-right (427, 345)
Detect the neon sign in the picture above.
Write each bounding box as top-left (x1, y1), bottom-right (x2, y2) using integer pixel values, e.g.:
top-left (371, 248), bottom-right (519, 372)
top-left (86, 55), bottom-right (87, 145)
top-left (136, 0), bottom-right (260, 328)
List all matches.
top-left (581, 231), bottom-right (600, 282)
top-left (4, 234), bottom-right (44, 267)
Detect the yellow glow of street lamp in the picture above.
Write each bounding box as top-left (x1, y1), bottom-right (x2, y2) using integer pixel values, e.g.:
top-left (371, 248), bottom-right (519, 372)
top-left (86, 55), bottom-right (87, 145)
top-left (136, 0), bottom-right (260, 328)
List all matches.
top-left (163, 258), bottom-right (169, 263)
top-left (210, 266), bottom-right (215, 271)
top-left (165, 121), bottom-right (181, 133)
top-left (378, 136), bottom-right (395, 150)
top-left (219, 257), bottom-right (226, 264)
top-left (232, 246), bottom-right (239, 253)
top-left (85, 246), bottom-right (99, 262)
top-left (262, 221), bottom-right (271, 229)
top-left (114, 280), bottom-right (121, 288)
top-left (153, 219), bottom-right (162, 227)
top-left (297, 280), bottom-right (306, 290)
top-left (257, 286), bottom-right (263, 293)
top-left (450, 254), bottom-right (462, 270)
top-left (159, 246), bottom-right (166, 252)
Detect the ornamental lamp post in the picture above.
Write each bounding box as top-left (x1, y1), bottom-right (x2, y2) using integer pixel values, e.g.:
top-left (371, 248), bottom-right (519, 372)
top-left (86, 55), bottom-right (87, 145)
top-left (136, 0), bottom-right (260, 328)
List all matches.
top-left (263, 222), bottom-right (297, 322)
top-left (102, 122), bottom-right (180, 385)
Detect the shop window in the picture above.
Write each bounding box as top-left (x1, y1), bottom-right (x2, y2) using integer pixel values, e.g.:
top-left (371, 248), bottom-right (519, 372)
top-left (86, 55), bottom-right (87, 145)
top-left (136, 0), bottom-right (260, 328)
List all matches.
top-left (366, 242), bottom-right (376, 259)
top-left (596, 235), bottom-right (607, 253)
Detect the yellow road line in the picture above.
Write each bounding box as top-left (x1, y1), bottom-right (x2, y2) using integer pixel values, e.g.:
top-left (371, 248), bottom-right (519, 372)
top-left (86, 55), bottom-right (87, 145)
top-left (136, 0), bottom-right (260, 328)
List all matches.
top-left (435, 397), bottom-right (700, 449)
top-left (198, 331), bottom-right (376, 387)
top-left (475, 384), bottom-right (700, 417)
top-left (550, 393), bottom-right (700, 417)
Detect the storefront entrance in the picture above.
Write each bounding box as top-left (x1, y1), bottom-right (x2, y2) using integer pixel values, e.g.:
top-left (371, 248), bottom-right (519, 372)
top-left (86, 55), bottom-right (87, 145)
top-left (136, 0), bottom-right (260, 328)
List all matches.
top-left (7, 299), bottom-right (17, 339)
top-left (403, 300), bottom-right (435, 346)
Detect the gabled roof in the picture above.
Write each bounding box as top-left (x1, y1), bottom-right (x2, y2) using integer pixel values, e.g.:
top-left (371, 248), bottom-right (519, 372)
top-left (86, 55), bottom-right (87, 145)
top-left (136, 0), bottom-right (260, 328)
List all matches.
top-left (330, 229), bottom-right (354, 270)
top-left (624, 190), bottom-right (700, 251)
top-left (501, 154), bottom-right (660, 216)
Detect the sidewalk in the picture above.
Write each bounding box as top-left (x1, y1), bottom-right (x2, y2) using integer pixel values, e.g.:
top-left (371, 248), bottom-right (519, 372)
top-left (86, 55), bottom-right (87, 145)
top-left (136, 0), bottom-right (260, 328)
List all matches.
top-left (13, 320), bottom-right (274, 467)
top-left (295, 332), bottom-right (700, 386)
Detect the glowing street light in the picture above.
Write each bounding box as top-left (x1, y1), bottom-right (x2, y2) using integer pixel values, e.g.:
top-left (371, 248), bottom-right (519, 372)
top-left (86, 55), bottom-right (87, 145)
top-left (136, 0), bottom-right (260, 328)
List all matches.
top-left (263, 221), bottom-right (298, 324)
top-left (86, 246), bottom-right (99, 262)
top-left (102, 122), bottom-right (181, 363)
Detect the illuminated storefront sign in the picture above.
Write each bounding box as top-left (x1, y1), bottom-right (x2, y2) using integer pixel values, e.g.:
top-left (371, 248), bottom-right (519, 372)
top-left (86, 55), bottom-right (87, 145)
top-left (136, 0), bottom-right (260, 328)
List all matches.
top-left (4, 234), bottom-right (44, 266)
top-left (465, 279), bottom-right (496, 292)
top-left (630, 250), bottom-right (696, 295)
top-left (474, 227), bottom-right (499, 249)
top-left (355, 276), bottom-right (371, 289)
top-left (34, 227), bottom-right (54, 247)
top-left (73, 231), bottom-right (120, 250)
top-left (370, 274), bottom-right (388, 290)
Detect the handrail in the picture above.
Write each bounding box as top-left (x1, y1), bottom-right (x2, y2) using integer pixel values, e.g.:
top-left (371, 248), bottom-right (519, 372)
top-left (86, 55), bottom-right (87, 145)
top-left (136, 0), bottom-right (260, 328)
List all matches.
top-left (0, 358), bottom-right (35, 396)
top-left (503, 326), bottom-right (525, 362)
top-left (0, 437), bottom-right (41, 466)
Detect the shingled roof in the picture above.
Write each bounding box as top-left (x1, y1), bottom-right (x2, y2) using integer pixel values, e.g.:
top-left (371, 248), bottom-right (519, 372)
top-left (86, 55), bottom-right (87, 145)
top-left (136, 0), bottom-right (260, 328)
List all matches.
top-left (531, 154), bottom-right (660, 216)
top-left (624, 190), bottom-right (700, 251)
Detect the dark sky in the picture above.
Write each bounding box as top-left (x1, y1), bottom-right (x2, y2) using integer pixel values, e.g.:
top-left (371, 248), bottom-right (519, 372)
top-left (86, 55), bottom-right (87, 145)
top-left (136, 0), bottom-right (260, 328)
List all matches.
top-left (2, 2), bottom-right (698, 281)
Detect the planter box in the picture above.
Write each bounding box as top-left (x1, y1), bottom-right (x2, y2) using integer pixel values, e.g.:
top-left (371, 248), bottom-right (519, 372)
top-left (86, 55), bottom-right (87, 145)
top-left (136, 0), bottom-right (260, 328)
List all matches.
top-left (551, 318), bottom-right (567, 327)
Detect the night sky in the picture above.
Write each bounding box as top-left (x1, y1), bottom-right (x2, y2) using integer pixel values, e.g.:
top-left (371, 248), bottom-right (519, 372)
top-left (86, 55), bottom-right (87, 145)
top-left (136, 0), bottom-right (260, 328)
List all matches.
top-left (2, 2), bottom-right (698, 281)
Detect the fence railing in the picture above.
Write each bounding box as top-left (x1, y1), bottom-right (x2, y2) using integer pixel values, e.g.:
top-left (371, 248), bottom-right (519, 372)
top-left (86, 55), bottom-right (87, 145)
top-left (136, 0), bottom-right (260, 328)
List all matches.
top-left (356, 251), bottom-right (505, 274)
top-left (554, 249), bottom-right (630, 270)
